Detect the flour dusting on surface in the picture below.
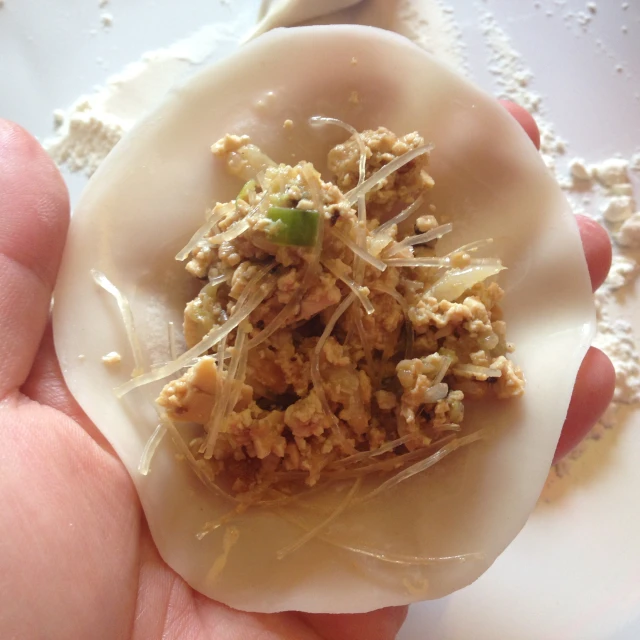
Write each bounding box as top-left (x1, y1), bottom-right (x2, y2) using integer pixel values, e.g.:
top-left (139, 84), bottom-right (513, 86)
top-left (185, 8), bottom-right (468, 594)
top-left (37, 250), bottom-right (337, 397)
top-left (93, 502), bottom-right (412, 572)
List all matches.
top-left (478, 8), bottom-right (640, 479)
top-left (45, 22), bottom-right (240, 176)
top-left (100, 12), bottom-right (113, 28)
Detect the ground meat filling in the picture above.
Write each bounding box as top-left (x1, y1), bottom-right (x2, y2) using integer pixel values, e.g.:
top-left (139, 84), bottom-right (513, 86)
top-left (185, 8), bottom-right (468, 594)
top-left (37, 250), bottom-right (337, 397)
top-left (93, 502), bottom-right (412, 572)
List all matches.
top-left (157, 124), bottom-right (525, 498)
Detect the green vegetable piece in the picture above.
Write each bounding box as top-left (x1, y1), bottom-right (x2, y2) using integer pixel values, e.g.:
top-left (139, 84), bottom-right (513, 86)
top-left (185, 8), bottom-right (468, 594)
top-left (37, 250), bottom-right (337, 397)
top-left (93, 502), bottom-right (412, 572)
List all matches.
top-left (237, 179), bottom-right (257, 202)
top-left (266, 207), bottom-right (320, 247)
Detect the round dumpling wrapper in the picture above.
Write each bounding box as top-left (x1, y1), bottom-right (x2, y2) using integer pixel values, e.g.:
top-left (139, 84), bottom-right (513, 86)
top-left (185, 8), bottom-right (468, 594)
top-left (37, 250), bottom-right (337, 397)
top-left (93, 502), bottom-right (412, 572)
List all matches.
top-left (52, 25), bottom-right (596, 613)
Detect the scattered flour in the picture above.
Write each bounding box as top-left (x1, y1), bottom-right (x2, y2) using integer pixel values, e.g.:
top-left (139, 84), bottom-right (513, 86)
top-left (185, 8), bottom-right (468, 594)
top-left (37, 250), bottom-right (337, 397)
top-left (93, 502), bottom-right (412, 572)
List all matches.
top-left (45, 22), bottom-right (240, 175)
top-left (480, 11), bottom-right (567, 179)
top-left (569, 158), bottom-right (590, 182)
top-left (100, 12), bottom-right (113, 28)
top-left (594, 265), bottom-right (640, 406)
top-left (479, 8), bottom-right (640, 476)
top-left (592, 158), bottom-right (630, 187)
top-left (602, 195), bottom-right (634, 223)
top-left (616, 213), bottom-right (640, 248)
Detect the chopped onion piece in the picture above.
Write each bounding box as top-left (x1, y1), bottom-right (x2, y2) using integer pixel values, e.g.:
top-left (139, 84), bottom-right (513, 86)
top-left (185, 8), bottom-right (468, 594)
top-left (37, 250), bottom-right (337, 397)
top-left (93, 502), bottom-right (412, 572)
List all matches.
top-left (91, 270), bottom-right (145, 376)
top-left (423, 382), bottom-right (449, 404)
top-left (322, 259), bottom-right (374, 315)
top-left (255, 169), bottom-right (268, 191)
top-left (362, 431), bottom-right (485, 502)
top-left (433, 356), bottom-right (452, 385)
top-left (346, 144), bottom-right (433, 206)
top-left (224, 142), bottom-right (276, 181)
top-left (175, 204), bottom-right (232, 261)
top-left (374, 195), bottom-right (426, 237)
top-left (452, 364), bottom-right (502, 379)
top-left (114, 262), bottom-right (275, 397)
top-left (330, 228), bottom-right (387, 272)
top-left (385, 223), bottom-right (453, 257)
top-left (137, 423), bottom-right (167, 476)
top-left (427, 264), bottom-right (505, 302)
top-left (208, 272), bottom-right (232, 288)
top-left (276, 478), bottom-right (361, 560)
top-left (367, 232), bottom-right (394, 258)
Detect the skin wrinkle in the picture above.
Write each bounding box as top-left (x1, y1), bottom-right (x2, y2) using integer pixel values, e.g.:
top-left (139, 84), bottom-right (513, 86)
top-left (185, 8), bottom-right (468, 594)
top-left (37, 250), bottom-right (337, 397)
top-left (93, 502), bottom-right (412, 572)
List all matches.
top-left (0, 120), bottom-right (69, 401)
top-left (0, 257), bottom-right (50, 399)
top-left (0, 110), bottom-right (615, 640)
top-left (22, 325), bottom-right (113, 450)
top-left (0, 400), bottom-right (140, 640)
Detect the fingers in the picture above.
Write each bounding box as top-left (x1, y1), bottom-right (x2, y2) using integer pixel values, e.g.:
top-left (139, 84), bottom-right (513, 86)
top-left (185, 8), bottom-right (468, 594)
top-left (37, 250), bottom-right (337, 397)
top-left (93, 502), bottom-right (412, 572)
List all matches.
top-left (0, 120), bottom-right (69, 400)
top-left (299, 606), bottom-right (409, 640)
top-left (577, 214), bottom-right (612, 291)
top-left (500, 100), bottom-right (613, 293)
top-left (499, 100), bottom-right (541, 150)
top-left (554, 347), bottom-right (616, 463)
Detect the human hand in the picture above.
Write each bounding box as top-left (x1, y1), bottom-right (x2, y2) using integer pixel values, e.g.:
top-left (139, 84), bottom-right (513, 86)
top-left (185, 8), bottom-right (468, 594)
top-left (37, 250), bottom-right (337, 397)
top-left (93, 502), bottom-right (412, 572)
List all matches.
top-left (0, 104), bottom-right (613, 639)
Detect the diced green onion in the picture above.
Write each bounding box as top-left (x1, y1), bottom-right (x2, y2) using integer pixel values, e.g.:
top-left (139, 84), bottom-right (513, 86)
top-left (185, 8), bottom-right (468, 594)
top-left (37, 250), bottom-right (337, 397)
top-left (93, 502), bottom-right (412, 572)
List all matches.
top-left (266, 206), bottom-right (320, 247)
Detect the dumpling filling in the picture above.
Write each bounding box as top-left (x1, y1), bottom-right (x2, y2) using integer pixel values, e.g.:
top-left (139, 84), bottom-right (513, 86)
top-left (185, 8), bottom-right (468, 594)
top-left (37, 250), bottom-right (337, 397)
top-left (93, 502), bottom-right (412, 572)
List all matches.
top-left (154, 122), bottom-right (525, 500)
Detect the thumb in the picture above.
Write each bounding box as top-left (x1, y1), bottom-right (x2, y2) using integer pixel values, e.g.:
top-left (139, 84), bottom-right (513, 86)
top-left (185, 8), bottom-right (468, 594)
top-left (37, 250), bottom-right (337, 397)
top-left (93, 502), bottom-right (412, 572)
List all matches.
top-left (0, 120), bottom-right (69, 400)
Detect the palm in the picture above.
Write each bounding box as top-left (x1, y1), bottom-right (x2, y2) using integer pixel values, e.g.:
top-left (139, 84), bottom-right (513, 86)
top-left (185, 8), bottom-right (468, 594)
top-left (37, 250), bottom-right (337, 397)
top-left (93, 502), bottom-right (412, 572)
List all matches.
top-left (1, 329), bottom-right (403, 640)
top-left (0, 111), bottom-right (613, 640)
